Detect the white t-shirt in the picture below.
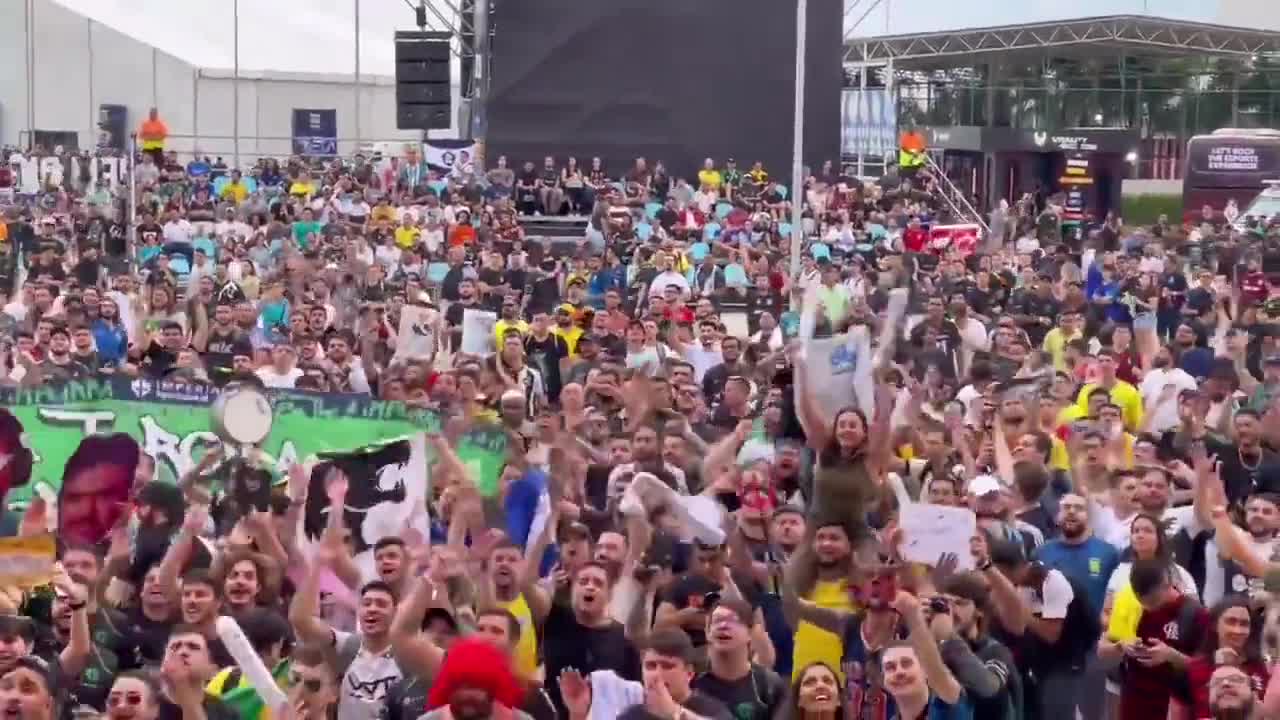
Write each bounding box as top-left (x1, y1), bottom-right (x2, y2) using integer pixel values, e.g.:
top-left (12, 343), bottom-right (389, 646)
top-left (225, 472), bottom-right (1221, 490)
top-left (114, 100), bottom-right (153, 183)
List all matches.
top-left (681, 345), bottom-right (722, 383)
top-left (1090, 501), bottom-right (1196, 552)
top-left (255, 366), bottom-right (303, 389)
top-left (1020, 567), bottom-right (1074, 619)
top-left (1105, 560), bottom-right (1199, 602)
top-left (333, 631), bottom-right (401, 720)
top-left (1139, 368), bottom-right (1199, 433)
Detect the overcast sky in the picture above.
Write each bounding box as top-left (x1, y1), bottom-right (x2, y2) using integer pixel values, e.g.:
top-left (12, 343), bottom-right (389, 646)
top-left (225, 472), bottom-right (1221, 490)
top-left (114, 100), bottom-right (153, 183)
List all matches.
top-left (48, 0), bottom-right (1266, 75)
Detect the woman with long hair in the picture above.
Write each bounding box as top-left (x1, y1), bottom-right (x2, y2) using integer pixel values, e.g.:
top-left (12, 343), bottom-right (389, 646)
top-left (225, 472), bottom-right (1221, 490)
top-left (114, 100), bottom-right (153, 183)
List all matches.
top-left (1098, 513), bottom-right (1200, 714)
top-left (1169, 595), bottom-right (1269, 720)
top-left (91, 295), bottom-right (130, 368)
top-left (784, 662), bottom-right (842, 720)
top-left (1103, 513), bottom-right (1199, 616)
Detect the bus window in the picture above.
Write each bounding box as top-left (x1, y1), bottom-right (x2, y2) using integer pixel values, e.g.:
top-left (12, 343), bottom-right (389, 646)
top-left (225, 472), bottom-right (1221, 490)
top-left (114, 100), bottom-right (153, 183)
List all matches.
top-left (1182, 129), bottom-right (1280, 225)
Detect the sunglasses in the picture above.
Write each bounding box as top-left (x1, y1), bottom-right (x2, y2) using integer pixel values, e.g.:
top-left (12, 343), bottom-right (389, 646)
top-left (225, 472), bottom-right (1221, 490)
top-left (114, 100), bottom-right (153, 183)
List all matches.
top-left (108, 693), bottom-right (145, 707)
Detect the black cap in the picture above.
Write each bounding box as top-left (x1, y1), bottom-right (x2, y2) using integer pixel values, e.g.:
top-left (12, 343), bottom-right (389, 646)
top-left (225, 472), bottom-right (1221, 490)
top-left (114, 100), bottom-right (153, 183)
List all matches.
top-left (423, 607), bottom-right (459, 633)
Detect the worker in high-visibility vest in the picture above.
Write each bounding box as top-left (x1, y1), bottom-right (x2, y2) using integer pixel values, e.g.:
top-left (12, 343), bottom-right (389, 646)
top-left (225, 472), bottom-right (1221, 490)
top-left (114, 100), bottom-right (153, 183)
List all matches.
top-left (138, 108), bottom-right (169, 165)
top-left (899, 129), bottom-right (927, 175)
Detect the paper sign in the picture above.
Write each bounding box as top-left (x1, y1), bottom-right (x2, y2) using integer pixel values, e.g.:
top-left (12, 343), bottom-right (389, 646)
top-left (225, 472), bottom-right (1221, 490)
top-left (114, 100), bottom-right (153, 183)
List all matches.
top-left (0, 534), bottom-right (56, 588)
top-left (395, 305), bottom-right (438, 361)
top-left (460, 309), bottom-right (497, 356)
top-left (899, 503), bottom-right (977, 570)
top-left (722, 311), bottom-right (749, 340)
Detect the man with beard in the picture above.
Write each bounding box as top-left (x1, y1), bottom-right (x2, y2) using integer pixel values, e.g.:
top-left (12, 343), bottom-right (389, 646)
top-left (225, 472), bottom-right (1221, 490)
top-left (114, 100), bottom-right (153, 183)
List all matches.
top-left (324, 331), bottom-right (371, 394)
top-left (291, 557), bottom-right (403, 720)
top-left (779, 519), bottom-right (858, 682)
top-left (1035, 494), bottom-right (1120, 618)
top-left (18, 569), bottom-right (93, 694)
top-left (201, 303), bottom-right (247, 381)
top-left (1198, 491), bottom-right (1280, 606)
top-left (607, 425), bottom-right (689, 498)
top-left (1219, 409), bottom-right (1280, 504)
top-left (538, 553), bottom-right (640, 716)
top-left (445, 278), bottom-right (481, 351)
top-left (38, 325), bottom-right (92, 382)
top-left (481, 540), bottom-right (545, 679)
top-left (934, 573), bottom-right (1021, 720)
top-left (421, 637), bottom-right (531, 720)
top-left (1207, 664), bottom-right (1271, 720)
top-left (58, 434), bottom-right (138, 548)
top-left (691, 599), bottom-right (787, 720)
top-left (47, 548), bottom-right (131, 714)
top-left (701, 336), bottom-right (745, 407)
top-left (119, 566), bottom-right (179, 670)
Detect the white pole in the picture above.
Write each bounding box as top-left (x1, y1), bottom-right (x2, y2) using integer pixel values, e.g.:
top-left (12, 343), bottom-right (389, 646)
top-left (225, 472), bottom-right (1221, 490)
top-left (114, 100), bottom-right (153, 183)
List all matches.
top-left (128, 133), bottom-right (137, 266)
top-left (354, 0), bottom-right (362, 149)
top-left (233, 0), bottom-right (240, 170)
top-left (788, 0), bottom-right (808, 310)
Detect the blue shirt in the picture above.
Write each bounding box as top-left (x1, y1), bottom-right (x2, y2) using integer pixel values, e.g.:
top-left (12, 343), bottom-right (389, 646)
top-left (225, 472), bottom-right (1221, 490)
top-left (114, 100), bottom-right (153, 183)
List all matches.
top-left (891, 694), bottom-right (972, 720)
top-left (1035, 537), bottom-right (1120, 616)
top-left (91, 319), bottom-right (129, 364)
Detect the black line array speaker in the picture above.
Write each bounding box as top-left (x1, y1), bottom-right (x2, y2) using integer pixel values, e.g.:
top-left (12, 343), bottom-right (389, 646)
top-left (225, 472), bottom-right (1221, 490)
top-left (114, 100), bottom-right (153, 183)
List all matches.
top-left (486, 0), bottom-right (843, 178)
top-left (395, 31), bottom-right (453, 130)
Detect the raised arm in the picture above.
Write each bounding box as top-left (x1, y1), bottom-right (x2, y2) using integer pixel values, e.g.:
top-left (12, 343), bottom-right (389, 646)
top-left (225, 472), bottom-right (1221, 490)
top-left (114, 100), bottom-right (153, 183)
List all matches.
top-left (288, 557), bottom-right (333, 647)
top-left (895, 592), bottom-right (963, 705)
top-left (389, 574), bottom-right (447, 682)
top-left (516, 505), bottom-right (557, 623)
top-left (54, 571), bottom-right (92, 678)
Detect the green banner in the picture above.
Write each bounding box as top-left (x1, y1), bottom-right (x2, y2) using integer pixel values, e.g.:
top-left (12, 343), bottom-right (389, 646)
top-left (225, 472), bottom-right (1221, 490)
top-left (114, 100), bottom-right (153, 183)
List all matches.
top-left (1, 379), bottom-right (509, 507)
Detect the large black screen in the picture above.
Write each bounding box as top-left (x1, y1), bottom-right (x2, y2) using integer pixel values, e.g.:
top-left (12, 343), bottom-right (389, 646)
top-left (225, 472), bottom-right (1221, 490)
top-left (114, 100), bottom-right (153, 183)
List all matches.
top-left (485, 0), bottom-right (842, 180)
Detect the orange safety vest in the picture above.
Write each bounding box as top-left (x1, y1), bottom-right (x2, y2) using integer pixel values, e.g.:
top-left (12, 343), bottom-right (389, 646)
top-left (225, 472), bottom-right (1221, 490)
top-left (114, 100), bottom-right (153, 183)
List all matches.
top-left (139, 119), bottom-right (168, 150)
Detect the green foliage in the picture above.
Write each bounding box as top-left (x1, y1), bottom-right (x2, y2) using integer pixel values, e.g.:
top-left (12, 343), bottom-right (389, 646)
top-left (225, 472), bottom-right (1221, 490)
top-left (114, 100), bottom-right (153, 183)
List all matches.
top-left (1121, 194), bottom-right (1182, 225)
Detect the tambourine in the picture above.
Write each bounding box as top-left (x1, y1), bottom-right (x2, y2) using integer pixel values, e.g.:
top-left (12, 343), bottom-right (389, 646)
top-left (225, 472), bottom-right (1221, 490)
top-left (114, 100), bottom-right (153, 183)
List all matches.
top-left (211, 384), bottom-right (273, 446)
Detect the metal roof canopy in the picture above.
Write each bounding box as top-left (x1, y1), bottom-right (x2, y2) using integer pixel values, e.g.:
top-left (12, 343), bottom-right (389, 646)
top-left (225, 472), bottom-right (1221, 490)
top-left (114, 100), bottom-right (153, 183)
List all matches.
top-left (843, 15), bottom-right (1280, 68)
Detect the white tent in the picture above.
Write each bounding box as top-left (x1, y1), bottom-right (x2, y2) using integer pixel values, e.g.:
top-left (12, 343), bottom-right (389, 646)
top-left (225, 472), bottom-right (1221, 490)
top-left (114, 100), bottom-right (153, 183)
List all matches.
top-left (2, 0), bottom-right (464, 157)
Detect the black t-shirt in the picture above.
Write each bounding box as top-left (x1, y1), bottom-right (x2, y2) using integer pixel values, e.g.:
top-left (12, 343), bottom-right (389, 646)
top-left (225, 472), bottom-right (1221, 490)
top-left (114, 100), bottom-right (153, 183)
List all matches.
top-left (618, 692), bottom-right (734, 720)
top-left (525, 333), bottom-right (569, 403)
top-left (661, 572), bottom-right (760, 647)
top-left (121, 608), bottom-right (174, 670)
top-left (157, 694), bottom-right (239, 720)
top-left (203, 327), bottom-right (246, 378)
top-left (142, 342), bottom-right (179, 378)
top-left (445, 299), bottom-right (479, 329)
top-left (29, 257), bottom-right (67, 283)
top-left (692, 666), bottom-right (787, 720)
top-left (543, 602), bottom-right (640, 716)
top-left (39, 358), bottom-right (92, 383)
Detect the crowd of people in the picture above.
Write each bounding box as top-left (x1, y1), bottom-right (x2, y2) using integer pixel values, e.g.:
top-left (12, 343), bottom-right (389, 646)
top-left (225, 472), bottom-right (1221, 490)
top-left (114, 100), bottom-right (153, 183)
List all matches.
top-left (1, 127), bottom-right (1280, 720)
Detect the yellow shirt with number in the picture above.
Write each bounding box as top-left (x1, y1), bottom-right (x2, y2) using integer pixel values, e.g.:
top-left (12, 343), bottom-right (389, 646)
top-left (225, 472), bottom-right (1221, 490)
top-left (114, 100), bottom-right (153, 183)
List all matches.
top-left (792, 579), bottom-right (855, 681)
top-left (497, 593), bottom-right (539, 679)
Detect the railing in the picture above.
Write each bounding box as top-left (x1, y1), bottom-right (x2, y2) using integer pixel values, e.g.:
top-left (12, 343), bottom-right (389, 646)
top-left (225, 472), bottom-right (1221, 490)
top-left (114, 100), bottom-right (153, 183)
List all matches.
top-left (923, 152), bottom-right (989, 236)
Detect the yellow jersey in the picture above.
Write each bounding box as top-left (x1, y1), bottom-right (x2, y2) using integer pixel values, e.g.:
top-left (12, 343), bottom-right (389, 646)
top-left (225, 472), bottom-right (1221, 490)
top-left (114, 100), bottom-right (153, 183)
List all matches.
top-left (498, 593), bottom-right (540, 679)
top-left (792, 579), bottom-right (855, 681)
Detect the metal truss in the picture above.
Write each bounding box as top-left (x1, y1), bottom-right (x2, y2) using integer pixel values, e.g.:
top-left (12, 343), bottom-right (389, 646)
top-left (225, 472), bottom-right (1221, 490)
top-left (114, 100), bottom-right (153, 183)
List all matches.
top-left (843, 14), bottom-right (1280, 66)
